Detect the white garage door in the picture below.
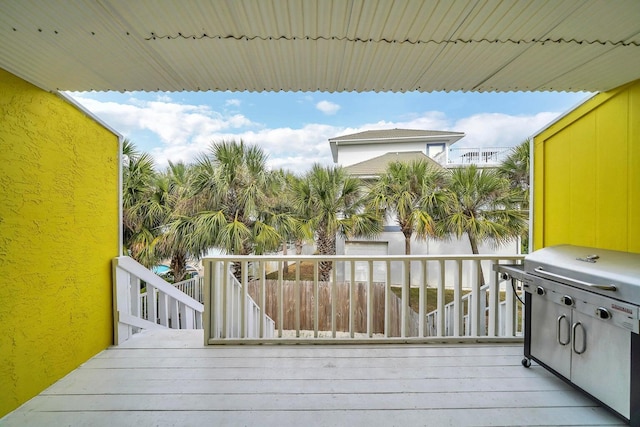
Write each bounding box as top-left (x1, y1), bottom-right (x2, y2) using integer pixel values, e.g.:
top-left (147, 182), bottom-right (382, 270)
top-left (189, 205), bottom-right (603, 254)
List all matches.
top-left (344, 242), bottom-right (388, 282)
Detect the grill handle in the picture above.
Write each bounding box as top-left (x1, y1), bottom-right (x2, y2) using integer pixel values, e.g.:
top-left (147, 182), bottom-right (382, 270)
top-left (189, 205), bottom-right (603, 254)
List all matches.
top-left (534, 267), bottom-right (617, 291)
top-left (557, 315), bottom-right (570, 346)
top-left (572, 322), bottom-right (587, 355)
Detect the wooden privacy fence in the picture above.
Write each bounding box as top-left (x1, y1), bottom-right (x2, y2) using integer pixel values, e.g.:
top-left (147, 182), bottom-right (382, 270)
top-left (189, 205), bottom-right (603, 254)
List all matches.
top-left (247, 280), bottom-right (418, 337)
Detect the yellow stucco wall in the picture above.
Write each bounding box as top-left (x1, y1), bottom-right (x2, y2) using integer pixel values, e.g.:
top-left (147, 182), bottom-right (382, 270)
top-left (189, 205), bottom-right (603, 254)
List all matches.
top-left (0, 69), bottom-right (119, 416)
top-left (533, 80), bottom-right (640, 253)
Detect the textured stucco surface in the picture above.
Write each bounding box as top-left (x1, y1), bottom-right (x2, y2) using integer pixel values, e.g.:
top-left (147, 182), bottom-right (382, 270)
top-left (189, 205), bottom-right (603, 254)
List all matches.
top-left (533, 79), bottom-right (640, 253)
top-left (0, 68), bottom-right (119, 417)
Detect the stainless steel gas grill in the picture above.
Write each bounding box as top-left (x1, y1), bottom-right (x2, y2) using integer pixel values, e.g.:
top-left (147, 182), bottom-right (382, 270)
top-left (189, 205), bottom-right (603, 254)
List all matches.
top-left (496, 245), bottom-right (640, 425)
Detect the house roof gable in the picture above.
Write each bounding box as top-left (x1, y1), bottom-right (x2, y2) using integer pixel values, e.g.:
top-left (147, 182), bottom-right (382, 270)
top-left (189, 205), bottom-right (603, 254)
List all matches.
top-left (329, 129), bottom-right (465, 143)
top-left (344, 151), bottom-right (444, 178)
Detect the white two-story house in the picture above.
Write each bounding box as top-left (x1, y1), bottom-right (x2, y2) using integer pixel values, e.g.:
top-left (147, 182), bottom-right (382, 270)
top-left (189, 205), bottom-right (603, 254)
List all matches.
top-left (329, 128), bottom-right (520, 286)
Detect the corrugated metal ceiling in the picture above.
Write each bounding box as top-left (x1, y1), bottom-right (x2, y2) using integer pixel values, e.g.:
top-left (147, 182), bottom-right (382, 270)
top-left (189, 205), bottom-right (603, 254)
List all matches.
top-left (0, 0), bottom-right (639, 93)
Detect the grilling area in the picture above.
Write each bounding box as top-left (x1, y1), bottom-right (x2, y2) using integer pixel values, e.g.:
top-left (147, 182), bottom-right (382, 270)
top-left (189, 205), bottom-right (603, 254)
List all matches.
top-left (2, 1), bottom-right (640, 425)
top-left (497, 245), bottom-right (640, 424)
top-left (2, 248), bottom-right (635, 426)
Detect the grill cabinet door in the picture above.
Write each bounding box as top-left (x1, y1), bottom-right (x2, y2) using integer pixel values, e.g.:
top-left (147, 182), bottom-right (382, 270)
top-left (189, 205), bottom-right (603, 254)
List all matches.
top-left (529, 286), bottom-right (572, 378)
top-left (570, 309), bottom-right (630, 418)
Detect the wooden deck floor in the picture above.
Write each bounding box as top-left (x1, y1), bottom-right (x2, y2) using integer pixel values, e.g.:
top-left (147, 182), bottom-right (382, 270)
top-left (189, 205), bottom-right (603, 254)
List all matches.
top-left (2, 330), bottom-right (625, 427)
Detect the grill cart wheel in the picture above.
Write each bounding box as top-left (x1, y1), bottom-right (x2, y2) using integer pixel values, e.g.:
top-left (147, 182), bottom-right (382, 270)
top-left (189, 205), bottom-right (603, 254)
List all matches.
top-left (521, 358), bottom-right (531, 368)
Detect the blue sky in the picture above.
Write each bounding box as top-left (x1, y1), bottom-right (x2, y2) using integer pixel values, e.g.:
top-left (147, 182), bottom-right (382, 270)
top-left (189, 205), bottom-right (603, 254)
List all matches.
top-left (66, 90), bottom-right (591, 174)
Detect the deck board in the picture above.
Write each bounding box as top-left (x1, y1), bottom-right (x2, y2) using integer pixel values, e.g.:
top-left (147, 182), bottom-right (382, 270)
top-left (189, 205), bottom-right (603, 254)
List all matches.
top-left (1, 329), bottom-right (626, 427)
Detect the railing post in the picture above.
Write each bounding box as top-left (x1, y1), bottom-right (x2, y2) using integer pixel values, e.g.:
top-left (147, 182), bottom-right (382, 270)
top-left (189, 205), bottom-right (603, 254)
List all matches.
top-left (314, 261), bottom-right (319, 338)
top-left (349, 260), bottom-right (356, 338)
top-left (178, 303), bottom-right (189, 329)
top-left (113, 259), bottom-right (133, 345)
top-left (437, 260), bottom-right (445, 337)
top-left (206, 260), bottom-right (216, 340)
top-left (419, 260), bottom-right (426, 337)
top-left (470, 260), bottom-right (481, 336)
top-left (260, 261), bottom-right (266, 338)
top-left (367, 260), bottom-right (374, 338)
top-left (203, 267), bottom-right (209, 342)
top-left (488, 260), bottom-right (499, 337)
top-left (157, 291), bottom-right (168, 327)
top-left (331, 262), bottom-right (337, 338)
top-left (506, 269), bottom-right (516, 336)
top-left (168, 297), bottom-right (179, 329)
top-left (278, 261), bottom-right (284, 338)
top-left (130, 274), bottom-right (140, 325)
top-left (295, 259), bottom-right (301, 338)
top-left (147, 286), bottom-right (157, 325)
top-left (222, 261), bottom-right (229, 338)
top-left (453, 260), bottom-right (462, 336)
top-left (401, 260), bottom-right (409, 338)
top-left (385, 260), bottom-right (391, 337)
top-left (241, 260), bottom-right (248, 338)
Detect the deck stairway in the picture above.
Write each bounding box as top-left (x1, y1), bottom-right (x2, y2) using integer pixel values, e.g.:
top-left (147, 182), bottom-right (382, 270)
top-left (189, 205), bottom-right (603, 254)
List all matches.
top-left (112, 256), bottom-right (204, 345)
top-left (113, 256), bottom-right (274, 345)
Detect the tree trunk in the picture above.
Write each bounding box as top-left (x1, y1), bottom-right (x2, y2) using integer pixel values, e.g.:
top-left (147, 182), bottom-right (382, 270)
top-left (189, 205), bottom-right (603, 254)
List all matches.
top-left (282, 241), bottom-right (289, 274)
top-left (170, 252), bottom-right (187, 283)
top-left (404, 231), bottom-right (412, 285)
top-left (404, 234), bottom-right (411, 255)
top-left (316, 227), bottom-right (335, 281)
top-left (467, 233), bottom-right (486, 286)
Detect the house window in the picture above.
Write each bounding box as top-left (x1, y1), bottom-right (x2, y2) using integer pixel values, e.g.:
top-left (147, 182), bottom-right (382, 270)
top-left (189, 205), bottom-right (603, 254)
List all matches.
top-left (426, 143), bottom-right (445, 158)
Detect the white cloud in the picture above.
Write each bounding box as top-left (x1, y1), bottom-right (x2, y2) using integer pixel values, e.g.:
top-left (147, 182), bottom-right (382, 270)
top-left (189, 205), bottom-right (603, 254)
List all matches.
top-left (451, 112), bottom-right (558, 148)
top-left (225, 99), bottom-right (241, 107)
top-left (70, 95), bottom-right (257, 148)
top-left (316, 100), bottom-right (341, 115)
top-left (67, 93), bottom-right (562, 175)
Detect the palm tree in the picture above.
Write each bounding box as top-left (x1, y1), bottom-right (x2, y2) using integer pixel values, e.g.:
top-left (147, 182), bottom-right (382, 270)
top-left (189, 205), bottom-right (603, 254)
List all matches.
top-left (437, 165), bottom-right (527, 284)
top-left (121, 140), bottom-right (161, 267)
top-left (366, 159), bottom-right (448, 256)
top-left (266, 170), bottom-right (312, 273)
top-left (293, 164), bottom-right (381, 280)
top-left (498, 139), bottom-right (530, 208)
top-left (498, 140), bottom-right (531, 252)
top-left (152, 161), bottom-right (197, 282)
top-left (178, 140), bottom-right (284, 279)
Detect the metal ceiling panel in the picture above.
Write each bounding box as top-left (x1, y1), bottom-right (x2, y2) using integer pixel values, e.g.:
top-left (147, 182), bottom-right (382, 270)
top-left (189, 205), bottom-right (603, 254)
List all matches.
top-left (0, 0), bottom-right (639, 93)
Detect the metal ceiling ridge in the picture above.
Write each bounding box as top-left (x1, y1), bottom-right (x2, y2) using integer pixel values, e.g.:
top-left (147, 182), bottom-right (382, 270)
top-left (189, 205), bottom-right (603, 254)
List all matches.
top-left (72, 89), bottom-right (587, 95)
top-left (143, 33), bottom-right (640, 47)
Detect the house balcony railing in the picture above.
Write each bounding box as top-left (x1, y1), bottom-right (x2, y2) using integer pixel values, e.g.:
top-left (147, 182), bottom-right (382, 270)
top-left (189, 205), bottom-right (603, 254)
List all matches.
top-left (436, 147), bottom-right (512, 167)
top-left (203, 254), bottom-right (525, 345)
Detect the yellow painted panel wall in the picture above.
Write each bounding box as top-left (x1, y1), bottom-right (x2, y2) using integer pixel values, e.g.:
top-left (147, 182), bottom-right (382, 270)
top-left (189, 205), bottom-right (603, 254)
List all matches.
top-left (533, 80), bottom-right (640, 253)
top-left (0, 69), bottom-right (119, 416)
top-left (629, 83), bottom-right (640, 252)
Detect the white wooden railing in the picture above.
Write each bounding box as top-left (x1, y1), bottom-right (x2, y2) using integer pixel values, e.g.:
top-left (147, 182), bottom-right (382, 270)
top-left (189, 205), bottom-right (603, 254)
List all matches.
top-left (203, 254), bottom-right (524, 345)
top-left (447, 147), bottom-right (511, 165)
top-left (138, 276), bottom-right (204, 329)
top-left (205, 260), bottom-right (276, 341)
top-left (426, 283), bottom-right (524, 337)
top-left (113, 256), bottom-right (204, 345)
top-left (173, 276), bottom-right (204, 303)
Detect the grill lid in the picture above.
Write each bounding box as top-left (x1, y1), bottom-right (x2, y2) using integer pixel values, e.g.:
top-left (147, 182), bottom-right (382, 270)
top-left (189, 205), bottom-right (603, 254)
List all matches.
top-left (525, 245), bottom-right (640, 305)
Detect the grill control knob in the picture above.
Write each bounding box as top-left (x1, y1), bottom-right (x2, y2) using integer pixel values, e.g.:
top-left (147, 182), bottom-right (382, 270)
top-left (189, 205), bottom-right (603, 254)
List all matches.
top-left (562, 295), bottom-right (574, 306)
top-left (536, 286), bottom-right (546, 296)
top-left (595, 307), bottom-right (611, 320)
